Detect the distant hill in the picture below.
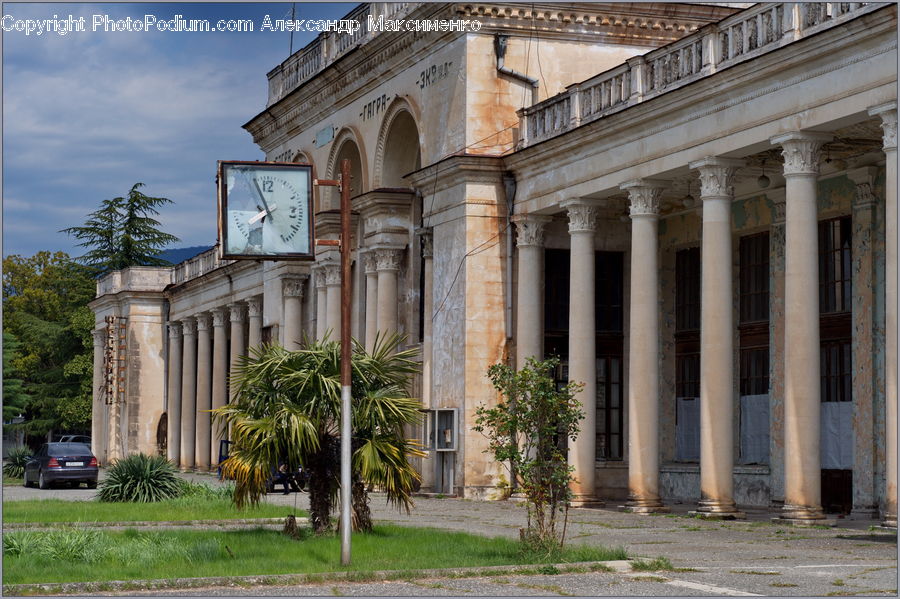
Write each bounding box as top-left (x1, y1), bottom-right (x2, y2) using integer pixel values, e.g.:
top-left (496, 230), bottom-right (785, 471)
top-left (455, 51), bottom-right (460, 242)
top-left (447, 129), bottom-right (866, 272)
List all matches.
top-left (156, 245), bottom-right (213, 265)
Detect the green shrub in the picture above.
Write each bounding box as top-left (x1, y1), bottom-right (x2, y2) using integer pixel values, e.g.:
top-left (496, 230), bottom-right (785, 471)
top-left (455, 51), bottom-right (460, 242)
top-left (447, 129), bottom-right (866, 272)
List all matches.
top-left (4, 529), bottom-right (106, 562)
top-left (3, 447), bottom-right (31, 479)
top-left (97, 453), bottom-right (182, 502)
top-left (3, 531), bottom-right (40, 557)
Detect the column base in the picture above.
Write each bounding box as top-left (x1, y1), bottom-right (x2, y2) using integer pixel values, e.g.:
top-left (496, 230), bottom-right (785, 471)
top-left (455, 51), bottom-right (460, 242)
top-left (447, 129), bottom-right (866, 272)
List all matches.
top-left (778, 503), bottom-right (826, 520)
top-left (620, 496), bottom-right (670, 514)
top-left (690, 498), bottom-right (745, 520)
top-left (570, 494), bottom-right (605, 509)
top-left (880, 512), bottom-right (897, 529)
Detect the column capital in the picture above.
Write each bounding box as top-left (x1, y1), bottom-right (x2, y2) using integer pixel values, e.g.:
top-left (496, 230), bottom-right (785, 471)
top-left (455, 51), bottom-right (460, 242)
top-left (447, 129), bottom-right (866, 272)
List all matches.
top-left (416, 227), bottom-right (434, 259)
top-left (374, 247), bottom-right (404, 272)
top-left (282, 275), bottom-right (308, 298)
top-left (313, 267), bottom-right (327, 289)
top-left (322, 262), bottom-right (342, 286)
top-left (246, 296), bottom-right (263, 318)
top-left (561, 199), bottom-right (598, 233)
top-left (363, 250), bottom-right (379, 274)
top-left (167, 321), bottom-right (183, 338)
top-left (212, 307), bottom-right (229, 328)
top-left (869, 102), bottom-right (898, 151)
top-left (621, 179), bottom-right (668, 217)
top-left (689, 157), bottom-right (745, 199)
top-left (92, 328), bottom-right (107, 346)
top-left (228, 303), bottom-right (246, 323)
top-left (765, 188), bottom-right (787, 224)
top-left (182, 318), bottom-right (197, 336)
top-left (770, 131), bottom-right (832, 176)
top-left (512, 214), bottom-right (552, 247)
top-left (195, 313), bottom-right (212, 331)
top-left (848, 166), bottom-right (880, 209)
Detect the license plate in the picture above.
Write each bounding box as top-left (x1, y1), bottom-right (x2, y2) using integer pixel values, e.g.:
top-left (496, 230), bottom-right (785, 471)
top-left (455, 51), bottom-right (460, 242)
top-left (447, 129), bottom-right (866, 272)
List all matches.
top-left (66, 462), bottom-right (84, 467)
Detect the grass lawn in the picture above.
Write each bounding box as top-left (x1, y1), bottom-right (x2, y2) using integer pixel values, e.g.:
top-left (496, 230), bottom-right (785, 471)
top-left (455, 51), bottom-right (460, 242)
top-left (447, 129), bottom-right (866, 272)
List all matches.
top-left (3, 497), bottom-right (299, 523)
top-left (3, 476), bottom-right (23, 486)
top-left (2, 524), bottom-right (627, 585)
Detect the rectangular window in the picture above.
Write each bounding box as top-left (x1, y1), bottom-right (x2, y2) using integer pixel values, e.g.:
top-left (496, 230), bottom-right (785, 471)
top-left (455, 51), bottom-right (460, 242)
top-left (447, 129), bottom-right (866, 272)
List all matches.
top-left (676, 352), bottom-right (700, 399)
top-left (820, 339), bottom-right (852, 403)
top-left (819, 217), bottom-right (852, 314)
top-left (595, 252), bottom-right (624, 333)
top-left (676, 247), bottom-right (701, 332)
top-left (739, 233), bottom-right (770, 323)
top-left (596, 355), bottom-right (623, 461)
top-left (544, 249), bottom-right (570, 334)
top-left (739, 347), bottom-right (769, 396)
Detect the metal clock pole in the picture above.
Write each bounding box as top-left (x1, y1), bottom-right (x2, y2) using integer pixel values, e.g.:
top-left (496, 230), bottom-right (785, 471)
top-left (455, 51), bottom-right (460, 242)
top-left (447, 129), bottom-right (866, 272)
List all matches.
top-left (339, 158), bottom-right (352, 566)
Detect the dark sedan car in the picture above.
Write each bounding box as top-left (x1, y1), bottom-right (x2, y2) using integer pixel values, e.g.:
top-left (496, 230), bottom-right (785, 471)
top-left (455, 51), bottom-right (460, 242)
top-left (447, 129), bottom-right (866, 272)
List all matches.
top-left (23, 443), bottom-right (98, 489)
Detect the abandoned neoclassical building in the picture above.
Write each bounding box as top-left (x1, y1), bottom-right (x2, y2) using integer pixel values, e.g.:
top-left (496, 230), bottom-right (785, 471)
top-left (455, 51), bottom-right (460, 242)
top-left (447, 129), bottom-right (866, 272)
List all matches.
top-left (90, 2), bottom-right (898, 523)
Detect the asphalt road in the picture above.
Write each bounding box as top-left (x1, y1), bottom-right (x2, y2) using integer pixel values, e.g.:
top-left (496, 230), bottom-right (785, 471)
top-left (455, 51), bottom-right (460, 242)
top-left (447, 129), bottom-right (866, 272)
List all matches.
top-left (4, 472), bottom-right (897, 596)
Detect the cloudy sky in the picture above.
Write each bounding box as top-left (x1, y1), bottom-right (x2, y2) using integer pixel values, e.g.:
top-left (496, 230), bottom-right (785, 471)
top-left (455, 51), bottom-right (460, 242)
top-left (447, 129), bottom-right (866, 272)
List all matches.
top-left (3, 2), bottom-right (353, 258)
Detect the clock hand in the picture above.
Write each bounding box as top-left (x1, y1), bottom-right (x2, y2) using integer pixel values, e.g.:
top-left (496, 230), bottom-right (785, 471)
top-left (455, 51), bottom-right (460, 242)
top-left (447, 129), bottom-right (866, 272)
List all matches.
top-left (250, 177), bottom-right (272, 221)
top-left (248, 203), bottom-right (277, 225)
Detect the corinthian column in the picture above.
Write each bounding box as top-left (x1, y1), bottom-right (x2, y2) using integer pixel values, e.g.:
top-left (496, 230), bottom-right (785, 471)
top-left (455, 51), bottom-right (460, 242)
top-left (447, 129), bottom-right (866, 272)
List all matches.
top-left (376, 248), bottom-right (404, 338)
top-left (324, 262), bottom-right (342, 339)
top-left (622, 178), bottom-right (670, 514)
top-left (166, 322), bottom-right (183, 465)
top-left (771, 130), bottom-right (832, 521)
top-left (179, 318), bottom-right (197, 470)
top-left (247, 297), bottom-right (263, 350)
top-left (562, 200), bottom-right (599, 505)
top-left (690, 157), bottom-right (745, 519)
top-left (282, 276), bottom-right (307, 351)
top-left (91, 329), bottom-right (106, 462)
top-left (869, 102), bottom-right (898, 527)
top-left (513, 214), bottom-right (552, 368)
top-left (315, 268), bottom-right (327, 341)
top-left (364, 252), bottom-right (379, 352)
top-left (210, 308), bottom-right (228, 467)
top-left (229, 303), bottom-right (246, 398)
top-left (194, 313), bottom-right (212, 470)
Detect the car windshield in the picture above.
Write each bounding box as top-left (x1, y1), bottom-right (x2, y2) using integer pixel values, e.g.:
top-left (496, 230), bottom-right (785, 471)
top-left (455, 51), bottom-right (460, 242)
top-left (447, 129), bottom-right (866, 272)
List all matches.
top-left (48, 443), bottom-right (93, 456)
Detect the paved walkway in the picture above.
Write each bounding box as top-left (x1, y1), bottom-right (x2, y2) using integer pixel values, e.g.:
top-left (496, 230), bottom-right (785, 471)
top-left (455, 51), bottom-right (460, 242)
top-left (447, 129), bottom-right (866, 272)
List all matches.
top-left (4, 472), bottom-right (897, 596)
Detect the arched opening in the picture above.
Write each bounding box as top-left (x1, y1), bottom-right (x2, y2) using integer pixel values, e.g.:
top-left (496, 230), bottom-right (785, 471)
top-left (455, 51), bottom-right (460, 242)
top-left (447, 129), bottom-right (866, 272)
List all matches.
top-left (380, 111), bottom-right (422, 189)
top-left (332, 140), bottom-right (364, 198)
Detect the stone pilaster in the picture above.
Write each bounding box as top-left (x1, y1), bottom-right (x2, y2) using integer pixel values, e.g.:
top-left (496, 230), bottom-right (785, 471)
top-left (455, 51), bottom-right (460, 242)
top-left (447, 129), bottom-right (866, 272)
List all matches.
top-left (314, 268), bottom-right (327, 341)
top-left (562, 200), bottom-right (600, 505)
top-left (194, 313), bottom-right (212, 471)
top-left (91, 329), bottom-right (107, 463)
top-left (513, 214), bottom-right (552, 369)
top-left (166, 322), bottom-right (183, 465)
top-left (282, 276), bottom-right (307, 351)
top-left (771, 130), bottom-right (832, 521)
top-left (179, 318), bottom-right (197, 470)
top-left (210, 308), bottom-right (228, 468)
top-left (690, 157), bottom-right (746, 519)
top-left (324, 262), bottom-right (342, 340)
top-left (869, 102), bottom-right (897, 527)
top-left (767, 188), bottom-right (787, 508)
top-left (364, 252), bottom-right (379, 352)
top-left (229, 303), bottom-right (246, 394)
top-left (622, 179), bottom-right (670, 513)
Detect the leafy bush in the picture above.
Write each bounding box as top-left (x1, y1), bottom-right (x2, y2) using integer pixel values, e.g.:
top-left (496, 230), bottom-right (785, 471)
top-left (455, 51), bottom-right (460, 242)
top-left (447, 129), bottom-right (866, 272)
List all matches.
top-left (97, 453), bottom-right (182, 502)
top-left (4, 447), bottom-right (31, 479)
top-left (3, 531), bottom-right (40, 557)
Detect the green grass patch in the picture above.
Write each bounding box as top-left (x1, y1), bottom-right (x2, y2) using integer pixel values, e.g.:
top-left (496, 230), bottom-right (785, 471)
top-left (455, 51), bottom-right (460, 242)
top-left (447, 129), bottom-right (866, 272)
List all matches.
top-left (3, 497), bottom-right (296, 524)
top-left (631, 557), bottom-right (674, 572)
top-left (2, 524), bottom-right (627, 585)
top-left (3, 476), bottom-right (23, 486)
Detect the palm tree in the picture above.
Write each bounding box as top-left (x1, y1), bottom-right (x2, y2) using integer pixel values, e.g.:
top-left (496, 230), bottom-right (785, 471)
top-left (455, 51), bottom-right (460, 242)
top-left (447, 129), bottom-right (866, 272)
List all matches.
top-left (212, 334), bottom-right (424, 534)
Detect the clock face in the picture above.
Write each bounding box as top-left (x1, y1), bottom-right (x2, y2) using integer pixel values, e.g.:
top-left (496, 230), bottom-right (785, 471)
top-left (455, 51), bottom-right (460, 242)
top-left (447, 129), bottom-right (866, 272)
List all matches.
top-left (218, 162), bottom-right (313, 260)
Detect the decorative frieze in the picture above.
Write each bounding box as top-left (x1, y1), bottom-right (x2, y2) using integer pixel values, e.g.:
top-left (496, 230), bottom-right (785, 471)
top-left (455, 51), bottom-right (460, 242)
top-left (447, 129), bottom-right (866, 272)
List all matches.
top-left (512, 215), bottom-right (552, 247)
top-left (621, 179), bottom-right (668, 217)
top-left (770, 132), bottom-right (832, 176)
top-left (282, 276), bottom-right (307, 299)
top-left (562, 200), bottom-right (598, 233)
top-left (869, 102), bottom-right (898, 151)
top-left (375, 248), bottom-right (403, 272)
top-left (690, 157), bottom-right (745, 198)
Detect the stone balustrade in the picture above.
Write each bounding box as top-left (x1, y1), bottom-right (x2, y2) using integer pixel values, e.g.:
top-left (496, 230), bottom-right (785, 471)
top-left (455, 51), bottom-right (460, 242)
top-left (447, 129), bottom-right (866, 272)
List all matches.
top-left (519, 2), bottom-right (882, 146)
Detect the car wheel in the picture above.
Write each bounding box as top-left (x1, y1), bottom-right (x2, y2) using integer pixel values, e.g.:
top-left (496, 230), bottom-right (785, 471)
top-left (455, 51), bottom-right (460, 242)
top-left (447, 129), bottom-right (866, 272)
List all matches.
top-left (23, 472), bottom-right (30, 487)
top-left (87, 480), bottom-right (97, 489)
top-left (38, 470), bottom-right (49, 490)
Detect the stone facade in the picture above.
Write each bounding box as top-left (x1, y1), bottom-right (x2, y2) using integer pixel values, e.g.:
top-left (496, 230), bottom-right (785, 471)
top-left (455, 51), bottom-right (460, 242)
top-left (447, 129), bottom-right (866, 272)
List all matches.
top-left (90, 2), bottom-right (897, 523)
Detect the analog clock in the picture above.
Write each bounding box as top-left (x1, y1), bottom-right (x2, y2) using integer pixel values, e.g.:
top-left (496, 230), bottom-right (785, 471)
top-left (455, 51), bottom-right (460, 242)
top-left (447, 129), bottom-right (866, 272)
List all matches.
top-left (218, 161), bottom-right (314, 260)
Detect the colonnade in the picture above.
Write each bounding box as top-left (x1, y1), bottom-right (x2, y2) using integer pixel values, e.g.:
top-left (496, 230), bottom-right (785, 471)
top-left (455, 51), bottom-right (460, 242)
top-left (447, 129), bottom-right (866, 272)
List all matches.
top-left (512, 115), bottom-right (898, 521)
top-left (165, 240), bottom-right (413, 470)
